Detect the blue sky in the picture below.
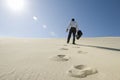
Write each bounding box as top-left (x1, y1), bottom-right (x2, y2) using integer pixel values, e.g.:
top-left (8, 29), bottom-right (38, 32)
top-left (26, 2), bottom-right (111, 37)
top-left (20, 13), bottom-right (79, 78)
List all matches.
top-left (0, 0), bottom-right (120, 38)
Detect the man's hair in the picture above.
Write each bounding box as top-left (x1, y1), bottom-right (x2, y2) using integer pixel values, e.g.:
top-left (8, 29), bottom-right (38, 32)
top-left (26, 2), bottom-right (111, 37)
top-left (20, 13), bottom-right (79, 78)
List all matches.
top-left (72, 18), bottom-right (75, 21)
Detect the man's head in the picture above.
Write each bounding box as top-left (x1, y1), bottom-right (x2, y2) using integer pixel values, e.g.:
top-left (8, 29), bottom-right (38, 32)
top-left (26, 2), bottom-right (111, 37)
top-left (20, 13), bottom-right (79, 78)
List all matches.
top-left (72, 18), bottom-right (75, 21)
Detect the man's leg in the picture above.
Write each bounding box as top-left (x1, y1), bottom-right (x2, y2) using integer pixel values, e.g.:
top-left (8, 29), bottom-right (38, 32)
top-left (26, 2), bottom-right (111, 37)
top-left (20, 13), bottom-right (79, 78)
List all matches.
top-left (73, 33), bottom-right (75, 44)
top-left (72, 29), bottom-right (76, 44)
top-left (67, 30), bottom-right (72, 43)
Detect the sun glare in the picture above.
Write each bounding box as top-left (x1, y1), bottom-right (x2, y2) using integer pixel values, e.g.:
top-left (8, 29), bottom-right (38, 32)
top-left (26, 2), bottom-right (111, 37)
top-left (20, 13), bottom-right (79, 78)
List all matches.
top-left (6, 0), bottom-right (25, 12)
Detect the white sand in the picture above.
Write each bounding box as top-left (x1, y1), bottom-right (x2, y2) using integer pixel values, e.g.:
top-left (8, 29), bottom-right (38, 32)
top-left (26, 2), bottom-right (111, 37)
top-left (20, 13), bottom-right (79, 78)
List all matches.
top-left (0, 37), bottom-right (120, 80)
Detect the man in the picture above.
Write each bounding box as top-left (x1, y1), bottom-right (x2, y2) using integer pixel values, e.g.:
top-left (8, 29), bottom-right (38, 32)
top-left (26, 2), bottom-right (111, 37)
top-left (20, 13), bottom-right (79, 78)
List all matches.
top-left (66, 18), bottom-right (79, 44)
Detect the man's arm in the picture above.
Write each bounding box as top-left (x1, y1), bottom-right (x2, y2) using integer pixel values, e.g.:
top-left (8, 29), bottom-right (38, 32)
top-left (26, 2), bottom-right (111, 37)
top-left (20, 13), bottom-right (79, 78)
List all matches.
top-left (66, 21), bottom-right (71, 32)
top-left (76, 22), bottom-right (79, 31)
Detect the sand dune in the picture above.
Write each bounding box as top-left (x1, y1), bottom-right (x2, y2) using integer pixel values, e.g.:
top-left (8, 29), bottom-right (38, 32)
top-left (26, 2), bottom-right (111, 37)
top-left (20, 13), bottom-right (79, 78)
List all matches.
top-left (0, 37), bottom-right (120, 80)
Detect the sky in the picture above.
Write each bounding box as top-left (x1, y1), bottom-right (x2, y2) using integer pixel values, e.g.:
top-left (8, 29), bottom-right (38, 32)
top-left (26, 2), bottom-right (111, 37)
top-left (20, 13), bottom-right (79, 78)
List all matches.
top-left (0, 0), bottom-right (120, 38)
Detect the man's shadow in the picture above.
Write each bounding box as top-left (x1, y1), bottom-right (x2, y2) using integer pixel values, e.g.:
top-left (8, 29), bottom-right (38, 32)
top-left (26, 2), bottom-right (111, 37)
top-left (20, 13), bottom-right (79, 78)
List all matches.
top-left (76, 44), bottom-right (120, 52)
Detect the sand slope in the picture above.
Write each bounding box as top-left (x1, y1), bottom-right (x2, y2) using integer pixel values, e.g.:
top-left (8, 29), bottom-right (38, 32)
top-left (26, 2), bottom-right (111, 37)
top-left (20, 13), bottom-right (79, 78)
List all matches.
top-left (0, 37), bottom-right (120, 80)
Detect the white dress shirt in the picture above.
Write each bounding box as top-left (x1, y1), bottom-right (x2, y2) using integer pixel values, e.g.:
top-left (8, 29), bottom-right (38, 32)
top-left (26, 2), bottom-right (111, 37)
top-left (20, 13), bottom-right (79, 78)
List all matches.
top-left (67, 21), bottom-right (79, 31)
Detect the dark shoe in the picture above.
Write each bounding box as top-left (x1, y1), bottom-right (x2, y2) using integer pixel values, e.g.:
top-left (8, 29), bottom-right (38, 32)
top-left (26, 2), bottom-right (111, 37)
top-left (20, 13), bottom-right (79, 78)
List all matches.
top-left (72, 43), bottom-right (76, 45)
top-left (67, 41), bottom-right (69, 44)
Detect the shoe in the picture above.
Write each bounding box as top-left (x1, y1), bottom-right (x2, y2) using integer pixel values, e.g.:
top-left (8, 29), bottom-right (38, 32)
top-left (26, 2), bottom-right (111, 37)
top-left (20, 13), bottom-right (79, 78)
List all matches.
top-left (67, 42), bottom-right (69, 44)
top-left (72, 43), bottom-right (76, 45)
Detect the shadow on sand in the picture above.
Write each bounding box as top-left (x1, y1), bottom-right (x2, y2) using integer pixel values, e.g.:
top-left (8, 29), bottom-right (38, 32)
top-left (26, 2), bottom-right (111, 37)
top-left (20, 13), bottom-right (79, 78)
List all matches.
top-left (77, 44), bottom-right (120, 52)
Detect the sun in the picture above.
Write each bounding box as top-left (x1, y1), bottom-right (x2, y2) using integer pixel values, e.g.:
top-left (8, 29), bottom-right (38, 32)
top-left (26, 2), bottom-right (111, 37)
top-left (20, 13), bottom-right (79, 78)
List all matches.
top-left (6, 0), bottom-right (25, 12)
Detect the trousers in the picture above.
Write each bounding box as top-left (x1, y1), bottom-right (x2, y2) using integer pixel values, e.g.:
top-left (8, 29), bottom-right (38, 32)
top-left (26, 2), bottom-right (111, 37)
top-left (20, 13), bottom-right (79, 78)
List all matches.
top-left (67, 27), bottom-right (76, 44)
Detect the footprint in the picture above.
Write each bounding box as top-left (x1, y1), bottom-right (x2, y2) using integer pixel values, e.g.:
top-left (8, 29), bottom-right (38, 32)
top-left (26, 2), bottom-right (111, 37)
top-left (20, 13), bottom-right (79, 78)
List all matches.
top-left (77, 51), bottom-right (87, 54)
top-left (73, 46), bottom-right (80, 48)
top-left (60, 48), bottom-right (69, 50)
top-left (67, 65), bottom-right (98, 78)
top-left (51, 54), bottom-right (70, 61)
top-left (63, 44), bottom-right (67, 46)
